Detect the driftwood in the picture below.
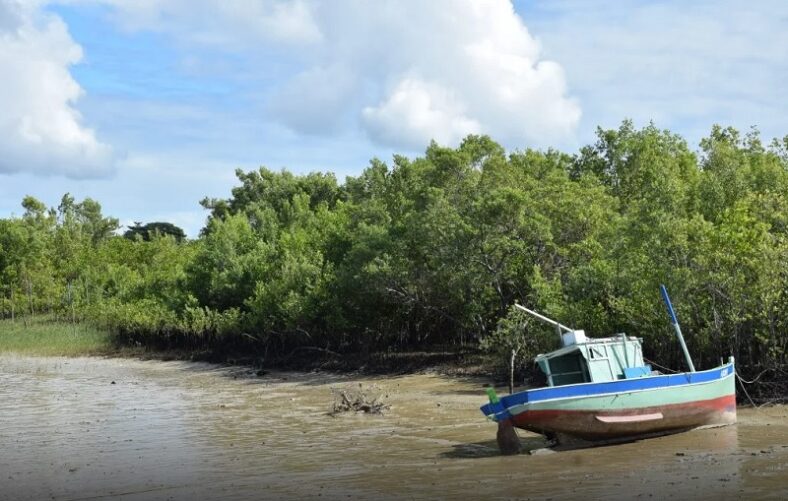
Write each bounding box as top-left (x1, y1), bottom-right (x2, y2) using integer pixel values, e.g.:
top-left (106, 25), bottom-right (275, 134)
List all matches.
top-left (329, 383), bottom-right (389, 415)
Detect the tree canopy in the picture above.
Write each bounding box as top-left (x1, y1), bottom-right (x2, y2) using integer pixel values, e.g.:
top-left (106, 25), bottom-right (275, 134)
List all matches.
top-left (124, 222), bottom-right (186, 242)
top-left (1, 123), bottom-right (786, 387)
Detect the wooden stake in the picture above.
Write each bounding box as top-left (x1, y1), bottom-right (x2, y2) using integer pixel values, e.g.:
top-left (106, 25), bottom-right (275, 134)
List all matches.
top-left (509, 348), bottom-right (518, 395)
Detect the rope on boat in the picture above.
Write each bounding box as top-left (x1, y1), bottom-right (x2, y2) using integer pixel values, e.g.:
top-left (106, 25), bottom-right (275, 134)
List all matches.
top-left (643, 357), bottom-right (679, 374)
top-left (735, 369), bottom-right (759, 409)
top-left (734, 367), bottom-right (771, 385)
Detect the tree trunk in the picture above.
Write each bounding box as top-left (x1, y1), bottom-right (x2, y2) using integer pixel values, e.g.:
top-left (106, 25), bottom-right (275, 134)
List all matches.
top-left (26, 277), bottom-right (34, 317)
top-left (10, 287), bottom-right (14, 323)
top-left (69, 281), bottom-right (76, 334)
top-left (24, 277), bottom-right (33, 329)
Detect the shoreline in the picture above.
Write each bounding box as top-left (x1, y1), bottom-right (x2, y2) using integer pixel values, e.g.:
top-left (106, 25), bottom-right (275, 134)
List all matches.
top-left (1, 317), bottom-right (785, 403)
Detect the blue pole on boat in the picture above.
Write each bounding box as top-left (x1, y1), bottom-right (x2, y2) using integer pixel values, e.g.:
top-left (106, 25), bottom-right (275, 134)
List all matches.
top-left (660, 285), bottom-right (696, 372)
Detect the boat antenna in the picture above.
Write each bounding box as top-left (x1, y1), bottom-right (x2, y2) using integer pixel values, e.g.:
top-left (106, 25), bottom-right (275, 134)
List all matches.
top-left (513, 303), bottom-right (574, 343)
top-left (659, 285), bottom-right (696, 372)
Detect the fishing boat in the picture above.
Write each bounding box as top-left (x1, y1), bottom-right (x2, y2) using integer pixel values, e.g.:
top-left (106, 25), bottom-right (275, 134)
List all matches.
top-left (481, 286), bottom-right (736, 451)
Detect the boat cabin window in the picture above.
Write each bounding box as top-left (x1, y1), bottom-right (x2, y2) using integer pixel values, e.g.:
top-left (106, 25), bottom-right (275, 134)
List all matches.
top-left (542, 351), bottom-right (590, 386)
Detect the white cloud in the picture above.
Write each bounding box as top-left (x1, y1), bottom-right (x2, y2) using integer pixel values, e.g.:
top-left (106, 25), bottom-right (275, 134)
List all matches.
top-left (523, 0), bottom-right (788, 146)
top-left (268, 63), bottom-right (358, 134)
top-left (289, 0), bottom-right (581, 149)
top-left (362, 78), bottom-right (481, 147)
top-left (98, 0), bottom-right (581, 150)
top-left (0, 0), bottom-right (114, 177)
top-left (102, 0), bottom-right (321, 47)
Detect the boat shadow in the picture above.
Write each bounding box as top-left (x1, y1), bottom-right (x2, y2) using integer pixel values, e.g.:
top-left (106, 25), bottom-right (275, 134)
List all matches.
top-left (439, 436), bottom-right (551, 458)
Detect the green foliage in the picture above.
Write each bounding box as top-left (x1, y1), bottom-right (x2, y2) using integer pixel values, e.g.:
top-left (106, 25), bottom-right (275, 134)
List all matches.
top-left (1, 124), bottom-right (787, 380)
top-left (124, 221), bottom-right (186, 242)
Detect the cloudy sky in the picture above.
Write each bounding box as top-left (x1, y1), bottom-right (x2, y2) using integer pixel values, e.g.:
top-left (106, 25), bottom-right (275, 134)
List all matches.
top-left (1, 0), bottom-right (786, 235)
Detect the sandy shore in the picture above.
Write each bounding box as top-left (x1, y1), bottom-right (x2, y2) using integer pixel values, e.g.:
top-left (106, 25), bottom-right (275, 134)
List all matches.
top-left (1, 355), bottom-right (786, 500)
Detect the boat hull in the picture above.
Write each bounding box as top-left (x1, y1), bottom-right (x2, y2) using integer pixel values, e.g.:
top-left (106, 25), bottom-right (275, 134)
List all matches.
top-left (481, 361), bottom-right (736, 444)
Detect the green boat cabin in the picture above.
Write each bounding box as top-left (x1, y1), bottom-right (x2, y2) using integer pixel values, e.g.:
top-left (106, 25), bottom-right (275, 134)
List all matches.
top-left (535, 331), bottom-right (652, 386)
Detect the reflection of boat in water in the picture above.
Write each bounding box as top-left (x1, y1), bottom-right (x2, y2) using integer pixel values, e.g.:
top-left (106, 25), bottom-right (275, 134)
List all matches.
top-left (481, 286), bottom-right (736, 451)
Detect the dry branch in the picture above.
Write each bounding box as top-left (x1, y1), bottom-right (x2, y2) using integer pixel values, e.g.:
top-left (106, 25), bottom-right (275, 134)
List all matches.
top-left (329, 383), bottom-right (389, 415)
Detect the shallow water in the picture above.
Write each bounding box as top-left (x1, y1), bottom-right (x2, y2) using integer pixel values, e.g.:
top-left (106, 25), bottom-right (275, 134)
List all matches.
top-left (0, 356), bottom-right (786, 500)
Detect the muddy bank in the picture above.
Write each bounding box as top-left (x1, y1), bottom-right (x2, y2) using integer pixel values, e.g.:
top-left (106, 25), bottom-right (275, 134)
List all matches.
top-left (0, 355), bottom-right (786, 500)
top-left (117, 343), bottom-right (493, 379)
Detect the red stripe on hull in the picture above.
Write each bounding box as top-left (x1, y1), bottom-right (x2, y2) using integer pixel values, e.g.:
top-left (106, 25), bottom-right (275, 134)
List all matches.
top-left (512, 394), bottom-right (736, 442)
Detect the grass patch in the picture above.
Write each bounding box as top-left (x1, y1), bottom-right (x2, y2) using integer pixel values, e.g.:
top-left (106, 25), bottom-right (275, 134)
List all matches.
top-left (0, 317), bottom-right (113, 356)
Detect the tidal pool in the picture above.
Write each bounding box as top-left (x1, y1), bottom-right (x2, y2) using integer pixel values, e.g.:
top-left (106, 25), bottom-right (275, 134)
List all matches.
top-left (1, 355), bottom-right (786, 500)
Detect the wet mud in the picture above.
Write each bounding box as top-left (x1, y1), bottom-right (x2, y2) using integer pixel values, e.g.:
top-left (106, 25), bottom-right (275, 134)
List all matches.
top-left (1, 355), bottom-right (786, 500)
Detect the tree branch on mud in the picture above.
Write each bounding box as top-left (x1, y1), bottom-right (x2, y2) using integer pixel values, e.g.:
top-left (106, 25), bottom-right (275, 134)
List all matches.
top-left (329, 384), bottom-right (389, 415)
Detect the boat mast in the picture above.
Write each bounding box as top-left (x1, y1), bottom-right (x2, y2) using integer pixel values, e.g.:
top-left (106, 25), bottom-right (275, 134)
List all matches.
top-left (513, 303), bottom-right (574, 343)
top-left (659, 285), bottom-right (696, 372)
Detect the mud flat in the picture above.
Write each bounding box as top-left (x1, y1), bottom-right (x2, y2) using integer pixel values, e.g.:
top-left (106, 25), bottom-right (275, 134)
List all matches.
top-left (1, 355), bottom-right (786, 500)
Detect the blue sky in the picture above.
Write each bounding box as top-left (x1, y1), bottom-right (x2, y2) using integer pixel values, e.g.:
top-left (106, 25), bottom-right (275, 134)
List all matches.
top-left (1, 0), bottom-right (785, 236)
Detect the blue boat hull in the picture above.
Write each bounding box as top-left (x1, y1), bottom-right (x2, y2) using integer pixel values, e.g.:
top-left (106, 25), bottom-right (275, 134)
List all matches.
top-left (482, 361), bottom-right (737, 443)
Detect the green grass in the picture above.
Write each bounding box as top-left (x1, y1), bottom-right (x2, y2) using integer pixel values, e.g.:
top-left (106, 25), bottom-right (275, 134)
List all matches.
top-left (0, 317), bottom-right (113, 356)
